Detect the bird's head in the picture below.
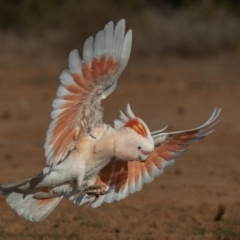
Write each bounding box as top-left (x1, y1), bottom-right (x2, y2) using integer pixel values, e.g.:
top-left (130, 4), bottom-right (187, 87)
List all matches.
top-left (113, 104), bottom-right (154, 162)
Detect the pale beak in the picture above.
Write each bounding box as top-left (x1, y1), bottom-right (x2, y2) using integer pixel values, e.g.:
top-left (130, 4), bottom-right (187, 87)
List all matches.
top-left (139, 153), bottom-right (148, 162)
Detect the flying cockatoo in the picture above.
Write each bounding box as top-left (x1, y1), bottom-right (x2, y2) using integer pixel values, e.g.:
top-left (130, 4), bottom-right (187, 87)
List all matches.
top-left (0, 19), bottom-right (221, 222)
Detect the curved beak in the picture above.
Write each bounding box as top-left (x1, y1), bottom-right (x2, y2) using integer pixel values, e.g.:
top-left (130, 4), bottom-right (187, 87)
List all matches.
top-left (139, 153), bottom-right (148, 162)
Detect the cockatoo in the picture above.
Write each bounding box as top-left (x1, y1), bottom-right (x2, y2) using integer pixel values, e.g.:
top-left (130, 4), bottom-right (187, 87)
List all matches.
top-left (0, 19), bottom-right (221, 222)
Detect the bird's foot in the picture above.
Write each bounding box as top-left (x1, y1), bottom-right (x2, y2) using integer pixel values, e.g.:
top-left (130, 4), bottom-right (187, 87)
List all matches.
top-left (77, 184), bottom-right (105, 198)
top-left (86, 189), bottom-right (109, 205)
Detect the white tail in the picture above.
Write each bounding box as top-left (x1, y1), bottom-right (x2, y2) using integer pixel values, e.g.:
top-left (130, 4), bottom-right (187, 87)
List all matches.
top-left (0, 179), bottom-right (63, 222)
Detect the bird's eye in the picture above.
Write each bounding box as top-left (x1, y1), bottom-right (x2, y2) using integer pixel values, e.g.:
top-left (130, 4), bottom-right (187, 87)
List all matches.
top-left (138, 146), bottom-right (141, 150)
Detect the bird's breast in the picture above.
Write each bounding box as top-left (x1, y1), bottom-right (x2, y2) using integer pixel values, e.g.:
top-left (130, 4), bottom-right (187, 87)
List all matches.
top-left (74, 127), bottom-right (114, 175)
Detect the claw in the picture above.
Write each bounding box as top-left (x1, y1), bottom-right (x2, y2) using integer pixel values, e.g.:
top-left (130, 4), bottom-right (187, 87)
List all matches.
top-left (86, 189), bottom-right (110, 205)
top-left (76, 184), bottom-right (105, 198)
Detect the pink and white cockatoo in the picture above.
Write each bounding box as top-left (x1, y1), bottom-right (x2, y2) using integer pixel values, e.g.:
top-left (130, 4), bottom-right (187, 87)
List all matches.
top-left (0, 19), bottom-right (221, 222)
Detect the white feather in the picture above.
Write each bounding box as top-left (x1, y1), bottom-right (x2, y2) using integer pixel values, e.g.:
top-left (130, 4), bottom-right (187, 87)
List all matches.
top-left (152, 135), bottom-right (168, 145)
top-left (91, 195), bottom-right (105, 208)
top-left (120, 29), bottom-right (132, 68)
top-left (162, 159), bottom-right (175, 169)
top-left (83, 36), bottom-right (94, 65)
top-left (94, 30), bottom-right (105, 59)
top-left (52, 98), bottom-right (68, 109)
top-left (119, 110), bottom-right (128, 122)
top-left (45, 144), bottom-right (53, 158)
top-left (120, 185), bottom-right (129, 199)
top-left (4, 190), bottom-right (62, 222)
top-left (104, 188), bottom-right (115, 203)
top-left (113, 119), bottom-right (124, 129)
top-left (46, 150), bottom-right (55, 165)
top-left (126, 104), bottom-right (135, 118)
top-left (69, 49), bottom-right (82, 75)
top-left (60, 70), bottom-right (76, 86)
top-left (45, 121), bottom-right (55, 142)
top-left (156, 108), bottom-right (221, 138)
top-left (142, 169), bottom-right (154, 184)
top-left (151, 125), bottom-right (168, 136)
top-left (56, 85), bottom-right (71, 98)
top-left (150, 164), bottom-right (162, 178)
top-left (135, 174), bottom-right (142, 192)
top-left (50, 108), bottom-right (64, 119)
top-left (128, 162), bottom-right (136, 194)
top-left (104, 21), bottom-right (113, 57)
top-left (137, 174), bottom-right (144, 192)
top-left (172, 150), bottom-right (186, 158)
top-left (113, 19), bottom-right (125, 61)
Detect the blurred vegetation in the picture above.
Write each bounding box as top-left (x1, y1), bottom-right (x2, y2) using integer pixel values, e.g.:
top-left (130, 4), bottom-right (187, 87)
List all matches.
top-left (0, 0), bottom-right (240, 31)
top-left (0, 0), bottom-right (239, 55)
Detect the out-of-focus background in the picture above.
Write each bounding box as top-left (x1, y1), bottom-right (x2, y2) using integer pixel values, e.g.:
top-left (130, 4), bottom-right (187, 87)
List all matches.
top-left (1, 0), bottom-right (240, 56)
top-left (0, 1), bottom-right (240, 239)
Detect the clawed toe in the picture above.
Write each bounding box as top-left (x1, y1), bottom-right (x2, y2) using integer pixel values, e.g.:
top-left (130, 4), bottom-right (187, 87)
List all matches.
top-left (86, 190), bottom-right (110, 205)
top-left (77, 185), bottom-right (105, 197)
top-left (76, 184), bottom-right (107, 198)
top-left (86, 190), bottom-right (109, 198)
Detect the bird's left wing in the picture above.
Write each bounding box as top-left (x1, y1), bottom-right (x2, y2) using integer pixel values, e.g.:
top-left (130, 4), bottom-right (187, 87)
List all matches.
top-left (44, 20), bottom-right (132, 166)
top-left (74, 108), bottom-right (221, 207)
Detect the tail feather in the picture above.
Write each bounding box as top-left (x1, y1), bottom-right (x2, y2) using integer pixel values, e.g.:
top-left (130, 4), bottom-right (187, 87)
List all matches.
top-left (0, 178), bottom-right (31, 192)
top-left (0, 179), bottom-right (63, 222)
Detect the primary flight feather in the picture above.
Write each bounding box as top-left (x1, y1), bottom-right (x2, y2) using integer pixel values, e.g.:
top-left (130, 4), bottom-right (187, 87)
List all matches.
top-left (0, 19), bottom-right (221, 222)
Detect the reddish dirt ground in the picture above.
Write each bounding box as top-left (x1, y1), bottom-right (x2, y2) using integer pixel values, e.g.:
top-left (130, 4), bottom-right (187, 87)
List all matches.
top-left (0, 49), bottom-right (240, 240)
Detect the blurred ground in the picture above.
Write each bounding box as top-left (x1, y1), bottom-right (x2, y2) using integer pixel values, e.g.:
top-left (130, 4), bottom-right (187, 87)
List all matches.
top-left (0, 43), bottom-right (239, 239)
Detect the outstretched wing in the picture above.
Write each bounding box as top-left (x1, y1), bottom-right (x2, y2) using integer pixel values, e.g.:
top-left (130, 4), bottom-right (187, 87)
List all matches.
top-left (74, 108), bottom-right (221, 207)
top-left (44, 20), bottom-right (132, 166)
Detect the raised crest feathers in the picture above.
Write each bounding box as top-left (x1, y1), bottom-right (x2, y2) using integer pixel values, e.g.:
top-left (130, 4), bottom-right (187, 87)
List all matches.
top-left (114, 104), bottom-right (148, 138)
